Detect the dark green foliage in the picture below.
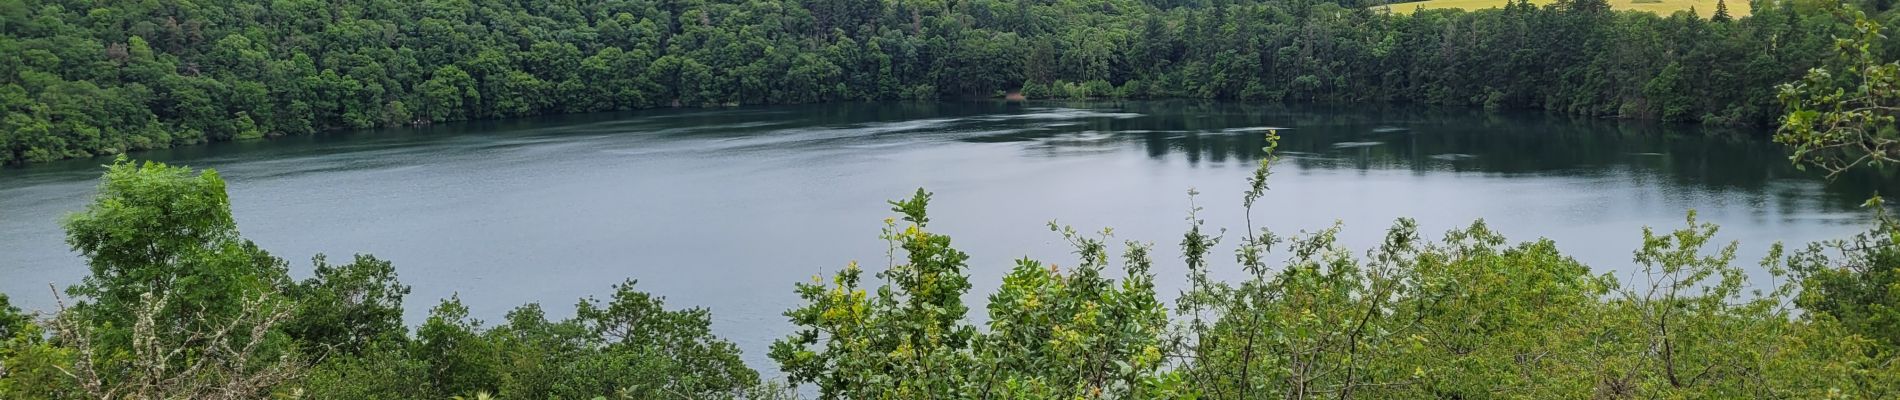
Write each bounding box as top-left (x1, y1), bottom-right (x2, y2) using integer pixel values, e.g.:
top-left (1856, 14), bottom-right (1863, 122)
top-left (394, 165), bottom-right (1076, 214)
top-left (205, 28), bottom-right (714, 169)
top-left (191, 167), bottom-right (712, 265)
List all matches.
top-left (0, 0), bottom-right (1868, 165)
top-left (564, 279), bottom-right (758, 397)
top-left (295, 343), bottom-right (433, 399)
top-left (285, 254), bottom-right (411, 356)
top-left (0, 294), bottom-right (24, 341)
top-left (387, 281), bottom-right (760, 399)
top-left (1789, 215), bottom-right (1900, 349)
top-left (414, 296), bottom-right (502, 398)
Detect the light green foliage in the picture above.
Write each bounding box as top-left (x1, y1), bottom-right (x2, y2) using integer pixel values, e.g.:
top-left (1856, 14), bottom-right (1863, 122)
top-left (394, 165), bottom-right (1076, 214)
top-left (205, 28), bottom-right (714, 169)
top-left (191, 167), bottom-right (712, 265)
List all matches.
top-left (974, 225), bottom-right (1169, 397)
top-left (772, 189), bottom-right (1174, 398)
top-left (1778, 8), bottom-right (1900, 178)
top-left (1171, 134), bottom-right (1899, 398)
top-left (1775, 5), bottom-right (1900, 373)
top-left (62, 157), bottom-right (269, 316)
top-left (1788, 202), bottom-right (1900, 350)
top-left (771, 189), bottom-right (982, 398)
top-left (1168, 209), bottom-right (1899, 398)
top-left (57, 157), bottom-right (297, 393)
top-left (765, 133), bottom-right (1900, 399)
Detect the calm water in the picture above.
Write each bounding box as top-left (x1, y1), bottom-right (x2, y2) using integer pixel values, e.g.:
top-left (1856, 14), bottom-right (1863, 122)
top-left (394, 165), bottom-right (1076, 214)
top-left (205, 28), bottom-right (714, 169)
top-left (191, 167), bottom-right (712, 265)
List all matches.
top-left (1, 101), bottom-right (1892, 371)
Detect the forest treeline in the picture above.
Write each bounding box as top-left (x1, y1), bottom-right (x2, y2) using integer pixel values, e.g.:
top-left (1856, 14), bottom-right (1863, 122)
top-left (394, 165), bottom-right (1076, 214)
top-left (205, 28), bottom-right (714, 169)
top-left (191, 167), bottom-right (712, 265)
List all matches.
top-left (0, 0), bottom-right (1889, 164)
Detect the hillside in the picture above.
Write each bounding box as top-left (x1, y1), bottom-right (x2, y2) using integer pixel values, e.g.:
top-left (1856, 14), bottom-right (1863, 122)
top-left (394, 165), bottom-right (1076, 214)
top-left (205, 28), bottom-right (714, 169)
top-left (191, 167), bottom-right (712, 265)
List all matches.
top-left (0, 0), bottom-right (1825, 166)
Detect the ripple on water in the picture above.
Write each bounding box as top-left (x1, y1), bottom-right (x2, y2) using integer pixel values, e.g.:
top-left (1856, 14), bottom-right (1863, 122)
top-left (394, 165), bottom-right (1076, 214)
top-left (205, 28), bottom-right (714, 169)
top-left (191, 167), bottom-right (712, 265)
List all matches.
top-left (1038, 131), bottom-right (1117, 145)
top-left (1428, 153), bottom-right (1478, 161)
top-left (973, 108), bottom-right (1145, 122)
top-left (1332, 141), bottom-right (1386, 149)
top-left (1222, 126), bottom-right (1291, 133)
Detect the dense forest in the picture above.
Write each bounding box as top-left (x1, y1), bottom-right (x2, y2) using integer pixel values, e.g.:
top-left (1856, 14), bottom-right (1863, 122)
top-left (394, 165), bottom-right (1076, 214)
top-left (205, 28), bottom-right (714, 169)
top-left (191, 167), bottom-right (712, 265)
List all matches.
top-left (1, 0), bottom-right (1893, 164)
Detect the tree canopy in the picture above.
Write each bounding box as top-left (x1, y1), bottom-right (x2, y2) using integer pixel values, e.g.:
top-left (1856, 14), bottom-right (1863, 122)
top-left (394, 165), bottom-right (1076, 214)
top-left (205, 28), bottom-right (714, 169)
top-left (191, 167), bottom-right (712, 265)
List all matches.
top-left (0, 0), bottom-right (1880, 165)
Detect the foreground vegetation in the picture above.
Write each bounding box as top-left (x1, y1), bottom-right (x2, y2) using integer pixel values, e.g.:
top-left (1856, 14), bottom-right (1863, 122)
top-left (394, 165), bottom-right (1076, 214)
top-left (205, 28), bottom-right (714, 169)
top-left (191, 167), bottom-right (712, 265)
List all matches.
top-left (1, 0), bottom-right (1891, 164)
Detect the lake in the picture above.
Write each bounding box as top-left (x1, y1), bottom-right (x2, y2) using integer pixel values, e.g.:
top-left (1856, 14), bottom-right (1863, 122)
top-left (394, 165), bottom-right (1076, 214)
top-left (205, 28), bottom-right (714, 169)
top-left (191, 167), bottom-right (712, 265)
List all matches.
top-left (1, 100), bottom-right (1891, 372)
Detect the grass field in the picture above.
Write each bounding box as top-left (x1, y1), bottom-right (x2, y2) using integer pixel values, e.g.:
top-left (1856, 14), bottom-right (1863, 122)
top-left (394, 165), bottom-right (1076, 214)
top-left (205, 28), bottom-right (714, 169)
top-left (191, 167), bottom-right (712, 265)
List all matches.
top-left (1375, 0), bottom-right (1752, 18)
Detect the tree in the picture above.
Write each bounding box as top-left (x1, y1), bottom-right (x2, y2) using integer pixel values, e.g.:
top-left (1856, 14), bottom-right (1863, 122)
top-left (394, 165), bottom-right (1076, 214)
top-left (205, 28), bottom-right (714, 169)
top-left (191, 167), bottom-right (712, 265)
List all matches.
top-left (1775, 9), bottom-right (1900, 352)
top-left (62, 157), bottom-right (291, 334)
top-left (772, 188), bottom-right (1178, 398)
top-left (285, 254), bottom-right (411, 356)
top-left (0, 0), bottom-right (1863, 165)
top-left (1788, 220), bottom-right (1900, 349)
top-left (45, 287), bottom-right (305, 400)
top-left (26, 158), bottom-right (306, 399)
top-left (0, 294), bottom-right (24, 340)
top-left (418, 66), bottom-right (477, 123)
top-left (771, 189), bottom-right (980, 398)
top-left (1645, 62), bottom-right (1696, 121)
top-left (1777, 10), bottom-right (1900, 178)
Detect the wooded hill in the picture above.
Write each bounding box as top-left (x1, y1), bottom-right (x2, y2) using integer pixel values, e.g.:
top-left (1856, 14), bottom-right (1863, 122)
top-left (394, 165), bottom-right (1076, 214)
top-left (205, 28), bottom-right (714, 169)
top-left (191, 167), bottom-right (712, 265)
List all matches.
top-left (0, 0), bottom-right (1876, 164)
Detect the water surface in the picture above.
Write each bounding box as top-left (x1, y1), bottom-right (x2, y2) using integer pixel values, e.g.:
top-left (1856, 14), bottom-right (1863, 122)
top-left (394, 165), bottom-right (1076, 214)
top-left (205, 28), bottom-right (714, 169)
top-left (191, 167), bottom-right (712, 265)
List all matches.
top-left (2, 101), bottom-right (1890, 371)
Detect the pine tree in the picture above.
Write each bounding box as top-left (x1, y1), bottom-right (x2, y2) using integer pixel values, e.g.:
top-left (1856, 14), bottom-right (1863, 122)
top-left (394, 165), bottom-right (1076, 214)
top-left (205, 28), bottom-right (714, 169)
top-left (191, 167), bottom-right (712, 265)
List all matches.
top-left (1713, 0), bottom-right (1733, 22)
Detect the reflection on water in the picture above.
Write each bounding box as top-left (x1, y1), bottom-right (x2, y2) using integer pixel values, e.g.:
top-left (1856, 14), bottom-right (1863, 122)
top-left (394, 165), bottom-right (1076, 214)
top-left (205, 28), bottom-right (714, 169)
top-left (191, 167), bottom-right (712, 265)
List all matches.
top-left (1, 100), bottom-right (1893, 374)
top-left (20, 100), bottom-right (1885, 211)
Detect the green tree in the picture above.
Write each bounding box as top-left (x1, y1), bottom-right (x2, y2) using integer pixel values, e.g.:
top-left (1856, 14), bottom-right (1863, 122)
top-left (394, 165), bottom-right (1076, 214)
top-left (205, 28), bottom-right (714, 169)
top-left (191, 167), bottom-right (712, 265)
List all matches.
top-left (285, 254), bottom-right (411, 356)
top-left (418, 66), bottom-right (478, 123)
top-left (0, 294), bottom-right (25, 341)
top-left (62, 157), bottom-right (291, 334)
top-left (1776, 9), bottom-right (1900, 351)
top-left (1777, 9), bottom-right (1900, 177)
